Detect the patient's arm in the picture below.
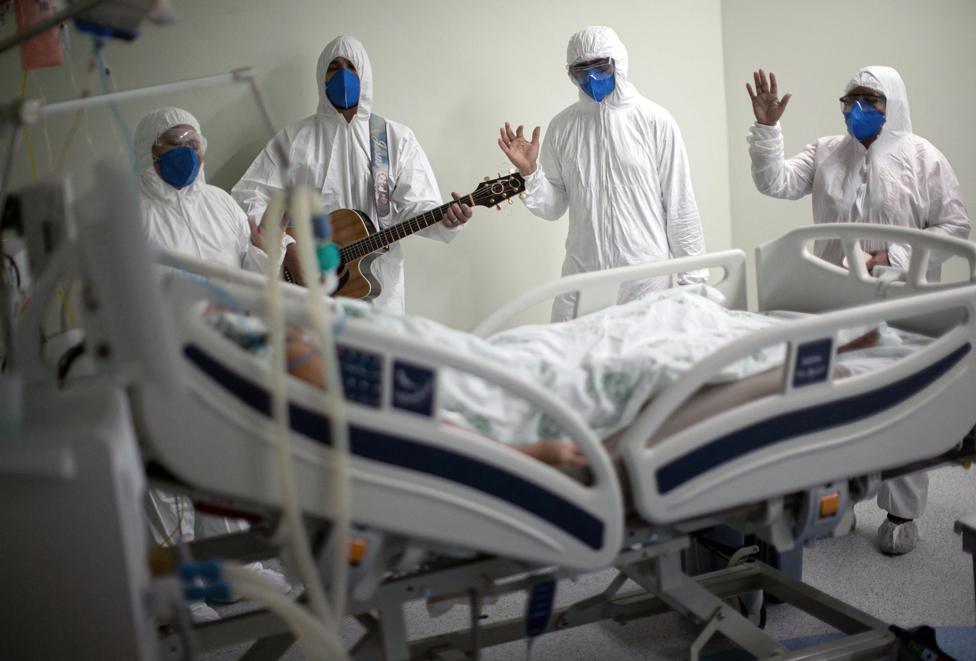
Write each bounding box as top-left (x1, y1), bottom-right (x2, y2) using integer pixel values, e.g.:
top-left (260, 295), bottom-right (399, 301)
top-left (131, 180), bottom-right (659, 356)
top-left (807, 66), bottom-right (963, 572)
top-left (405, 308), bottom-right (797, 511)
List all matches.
top-left (649, 328), bottom-right (881, 442)
top-left (285, 326), bottom-right (325, 386)
top-left (514, 440), bottom-right (586, 468)
top-left (280, 326), bottom-right (587, 468)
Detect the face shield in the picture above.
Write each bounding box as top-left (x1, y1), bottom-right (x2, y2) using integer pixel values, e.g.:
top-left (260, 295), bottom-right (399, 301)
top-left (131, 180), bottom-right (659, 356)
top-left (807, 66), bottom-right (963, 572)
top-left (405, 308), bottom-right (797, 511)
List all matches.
top-left (839, 92), bottom-right (886, 113)
top-left (154, 126), bottom-right (207, 156)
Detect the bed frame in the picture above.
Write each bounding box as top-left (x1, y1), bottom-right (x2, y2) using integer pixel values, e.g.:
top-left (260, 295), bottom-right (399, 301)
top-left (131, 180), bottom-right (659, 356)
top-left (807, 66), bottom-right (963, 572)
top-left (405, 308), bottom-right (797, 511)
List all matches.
top-left (145, 225), bottom-right (976, 660)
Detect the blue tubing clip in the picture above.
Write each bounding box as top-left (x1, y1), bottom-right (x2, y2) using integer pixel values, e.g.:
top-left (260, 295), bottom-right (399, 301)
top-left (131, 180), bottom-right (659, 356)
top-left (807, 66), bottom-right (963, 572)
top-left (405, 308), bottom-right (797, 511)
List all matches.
top-left (317, 243), bottom-right (341, 272)
top-left (180, 560), bottom-right (231, 602)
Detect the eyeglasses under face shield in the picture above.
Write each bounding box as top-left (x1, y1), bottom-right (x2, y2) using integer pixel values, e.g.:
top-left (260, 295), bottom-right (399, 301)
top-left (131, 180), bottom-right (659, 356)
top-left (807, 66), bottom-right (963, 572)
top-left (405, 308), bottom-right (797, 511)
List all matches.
top-left (568, 57), bottom-right (615, 85)
top-left (839, 93), bottom-right (886, 112)
top-left (154, 127), bottom-right (207, 154)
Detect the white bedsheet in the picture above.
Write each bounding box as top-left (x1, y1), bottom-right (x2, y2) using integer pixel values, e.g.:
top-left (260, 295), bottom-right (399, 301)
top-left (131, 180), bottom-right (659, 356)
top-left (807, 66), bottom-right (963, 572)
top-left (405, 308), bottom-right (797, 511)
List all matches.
top-left (340, 286), bottom-right (923, 445)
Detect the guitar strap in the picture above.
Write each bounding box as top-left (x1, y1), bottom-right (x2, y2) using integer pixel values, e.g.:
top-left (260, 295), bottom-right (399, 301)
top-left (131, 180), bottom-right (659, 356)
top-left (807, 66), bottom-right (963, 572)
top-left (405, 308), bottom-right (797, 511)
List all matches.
top-left (368, 113), bottom-right (392, 228)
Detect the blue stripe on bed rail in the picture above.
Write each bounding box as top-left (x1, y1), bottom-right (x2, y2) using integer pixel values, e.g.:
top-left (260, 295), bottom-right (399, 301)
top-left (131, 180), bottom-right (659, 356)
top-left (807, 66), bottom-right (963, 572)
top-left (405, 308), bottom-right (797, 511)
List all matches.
top-left (183, 344), bottom-right (605, 551)
top-left (655, 342), bottom-right (971, 495)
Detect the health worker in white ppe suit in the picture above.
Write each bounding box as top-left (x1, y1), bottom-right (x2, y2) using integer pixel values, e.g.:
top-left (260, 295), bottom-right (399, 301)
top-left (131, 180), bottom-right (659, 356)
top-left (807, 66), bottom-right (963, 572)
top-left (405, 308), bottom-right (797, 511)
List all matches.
top-left (498, 26), bottom-right (707, 322)
top-left (232, 35), bottom-right (471, 314)
top-left (135, 107), bottom-right (291, 623)
top-left (746, 65), bottom-right (970, 555)
top-left (135, 107), bottom-right (287, 273)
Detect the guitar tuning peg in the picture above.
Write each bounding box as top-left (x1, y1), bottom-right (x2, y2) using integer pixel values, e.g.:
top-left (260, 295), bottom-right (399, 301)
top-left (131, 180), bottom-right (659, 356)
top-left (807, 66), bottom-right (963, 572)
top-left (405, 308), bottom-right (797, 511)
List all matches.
top-left (519, 193), bottom-right (526, 201)
top-left (484, 176), bottom-right (490, 182)
top-left (495, 205), bottom-right (501, 211)
top-left (507, 198), bottom-right (513, 205)
top-left (497, 172), bottom-right (503, 179)
top-left (509, 168), bottom-right (516, 174)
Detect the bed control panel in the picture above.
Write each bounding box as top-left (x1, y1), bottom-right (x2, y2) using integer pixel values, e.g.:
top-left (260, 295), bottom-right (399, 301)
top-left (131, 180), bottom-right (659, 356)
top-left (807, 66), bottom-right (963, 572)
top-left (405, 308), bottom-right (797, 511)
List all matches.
top-left (337, 345), bottom-right (383, 407)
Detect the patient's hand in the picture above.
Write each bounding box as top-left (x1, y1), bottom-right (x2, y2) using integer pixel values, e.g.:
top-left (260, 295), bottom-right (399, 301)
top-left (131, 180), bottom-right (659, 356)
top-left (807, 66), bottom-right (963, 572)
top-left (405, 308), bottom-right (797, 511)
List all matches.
top-left (837, 329), bottom-right (880, 353)
top-left (865, 250), bottom-right (890, 273)
top-left (516, 440), bottom-right (586, 468)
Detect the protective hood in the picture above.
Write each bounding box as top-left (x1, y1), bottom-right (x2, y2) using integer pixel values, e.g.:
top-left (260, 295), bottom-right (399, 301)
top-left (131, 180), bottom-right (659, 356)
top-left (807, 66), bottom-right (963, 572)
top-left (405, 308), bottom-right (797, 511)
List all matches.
top-left (134, 106), bottom-right (206, 199)
top-left (844, 65), bottom-right (912, 137)
top-left (316, 35), bottom-right (373, 120)
top-left (566, 26), bottom-right (637, 107)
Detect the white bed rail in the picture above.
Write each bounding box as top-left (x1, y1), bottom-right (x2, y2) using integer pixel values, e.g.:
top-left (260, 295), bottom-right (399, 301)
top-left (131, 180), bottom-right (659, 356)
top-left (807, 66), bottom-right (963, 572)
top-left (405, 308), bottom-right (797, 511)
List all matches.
top-left (757, 224), bottom-right (976, 323)
top-left (144, 257), bottom-right (625, 570)
top-left (471, 250), bottom-right (748, 337)
top-left (620, 281), bottom-right (976, 524)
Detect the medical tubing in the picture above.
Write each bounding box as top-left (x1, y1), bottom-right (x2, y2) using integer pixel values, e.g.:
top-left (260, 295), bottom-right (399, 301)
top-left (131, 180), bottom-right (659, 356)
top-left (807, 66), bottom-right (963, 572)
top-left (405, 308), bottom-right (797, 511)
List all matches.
top-left (289, 189), bottom-right (351, 621)
top-left (60, 47), bottom-right (99, 164)
top-left (19, 73), bottom-right (76, 330)
top-left (91, 40), bottom-right (136, 174)
top-left (261, 192), bottom-right (338, 633)
top-left (19, 72), bottom-right (38, 182)
top-left (223, 563), bottom-right (345, 661)
top-left (26, 72), bottom-right (54, 173)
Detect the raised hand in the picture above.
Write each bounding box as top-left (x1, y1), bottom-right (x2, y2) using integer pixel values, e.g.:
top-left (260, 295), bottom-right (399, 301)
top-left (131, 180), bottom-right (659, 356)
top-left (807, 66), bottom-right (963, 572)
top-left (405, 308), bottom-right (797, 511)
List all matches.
top-left (498, 122), bottom-right (541, 176)
top-left (746, 69), bottom-right (792, 126)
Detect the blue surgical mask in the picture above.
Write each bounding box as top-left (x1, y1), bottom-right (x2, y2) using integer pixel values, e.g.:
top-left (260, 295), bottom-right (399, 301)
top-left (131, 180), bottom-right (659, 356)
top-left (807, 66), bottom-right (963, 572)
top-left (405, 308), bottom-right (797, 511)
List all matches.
top-left (579, 69), bottom-right (615, 103)
top-left (155, 146), bottom-right (200, 189)
top-left (325, 68), bottom-right (360, 110)
top-left (843, 99), bottom-right (886, 141)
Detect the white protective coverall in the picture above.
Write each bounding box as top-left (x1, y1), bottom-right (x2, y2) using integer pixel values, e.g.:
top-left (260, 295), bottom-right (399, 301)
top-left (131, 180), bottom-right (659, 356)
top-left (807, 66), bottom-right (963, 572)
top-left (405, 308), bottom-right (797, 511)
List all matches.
top-left (523, 26), bottom-right (707, 322)
top-left (231, 35), bottom-right (459, 314)
top-left (748, 65), bottom-right (971, 519)
top-left (136, 107), bottom-right (267, 546)
top-left (135, 107), bottom-right (274, 273)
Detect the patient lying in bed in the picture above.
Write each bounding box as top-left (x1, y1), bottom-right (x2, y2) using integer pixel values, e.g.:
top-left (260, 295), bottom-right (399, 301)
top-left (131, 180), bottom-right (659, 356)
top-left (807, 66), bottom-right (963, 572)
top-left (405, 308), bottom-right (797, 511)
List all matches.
top-left (201, 285), bottom-right (921, 468)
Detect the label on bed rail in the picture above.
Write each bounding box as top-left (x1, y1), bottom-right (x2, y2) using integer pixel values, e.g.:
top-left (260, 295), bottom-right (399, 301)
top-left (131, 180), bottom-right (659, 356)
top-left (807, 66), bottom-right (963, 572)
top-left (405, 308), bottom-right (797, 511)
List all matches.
top-left (392, 362), bottom-right (435, 417)
top-left (792, 338), bottom-right (833, 388)
top-left (337, 345), bottom-right (383, 407)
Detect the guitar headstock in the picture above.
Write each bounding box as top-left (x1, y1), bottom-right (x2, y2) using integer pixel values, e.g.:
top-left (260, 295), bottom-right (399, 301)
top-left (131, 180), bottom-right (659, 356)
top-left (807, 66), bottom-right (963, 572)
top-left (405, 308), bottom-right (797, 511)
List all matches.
top-left (470, 172), bottom-right (526, 210)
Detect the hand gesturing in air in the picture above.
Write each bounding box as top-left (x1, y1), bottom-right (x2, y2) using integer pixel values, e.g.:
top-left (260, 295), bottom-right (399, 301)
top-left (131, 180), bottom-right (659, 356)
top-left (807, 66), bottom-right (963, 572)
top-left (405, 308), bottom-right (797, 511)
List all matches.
top-left (747, 69), bottom-right (792, 126)
top-left (498, 122), bottom-right (541, 177)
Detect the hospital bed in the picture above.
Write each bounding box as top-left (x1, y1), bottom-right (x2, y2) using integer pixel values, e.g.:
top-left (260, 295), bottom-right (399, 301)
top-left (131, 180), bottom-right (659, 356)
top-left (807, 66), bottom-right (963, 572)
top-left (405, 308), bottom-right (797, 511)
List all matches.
top-left (5, 163), bottom-right (976, 660)
top-left (145, 221), bottom-right (976, 660)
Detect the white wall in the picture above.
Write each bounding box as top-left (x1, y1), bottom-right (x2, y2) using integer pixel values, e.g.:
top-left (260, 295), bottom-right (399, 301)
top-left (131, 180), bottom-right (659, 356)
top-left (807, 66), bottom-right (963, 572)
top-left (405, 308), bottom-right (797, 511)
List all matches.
top-left (2, 0), bottom-right (731, 329)
top-left (722, 0), bottom-right (976, 302)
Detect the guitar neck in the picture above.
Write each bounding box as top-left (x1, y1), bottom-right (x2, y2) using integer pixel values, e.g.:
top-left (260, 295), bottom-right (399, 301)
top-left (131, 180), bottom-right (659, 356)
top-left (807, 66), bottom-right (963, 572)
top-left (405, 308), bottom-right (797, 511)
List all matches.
top-left (340, 195), bottom-right (475, 262)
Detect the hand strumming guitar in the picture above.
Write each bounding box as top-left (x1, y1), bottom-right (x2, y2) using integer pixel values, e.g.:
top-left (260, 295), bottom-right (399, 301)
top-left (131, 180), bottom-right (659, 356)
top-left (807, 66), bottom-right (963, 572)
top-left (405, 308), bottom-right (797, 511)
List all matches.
top-left (498, 122), bottom-right (541, 177)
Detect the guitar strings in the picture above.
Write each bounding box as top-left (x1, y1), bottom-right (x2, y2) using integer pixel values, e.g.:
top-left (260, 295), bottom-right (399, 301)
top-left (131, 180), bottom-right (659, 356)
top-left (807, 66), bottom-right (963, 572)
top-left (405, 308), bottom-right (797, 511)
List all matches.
top-left (338, 180), bottom-right (525, 262)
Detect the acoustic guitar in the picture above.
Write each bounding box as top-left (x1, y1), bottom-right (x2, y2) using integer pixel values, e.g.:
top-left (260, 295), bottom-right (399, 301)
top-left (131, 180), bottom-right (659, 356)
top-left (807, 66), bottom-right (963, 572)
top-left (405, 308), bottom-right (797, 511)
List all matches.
top-left (329, 172), bottom-right (525, 300)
